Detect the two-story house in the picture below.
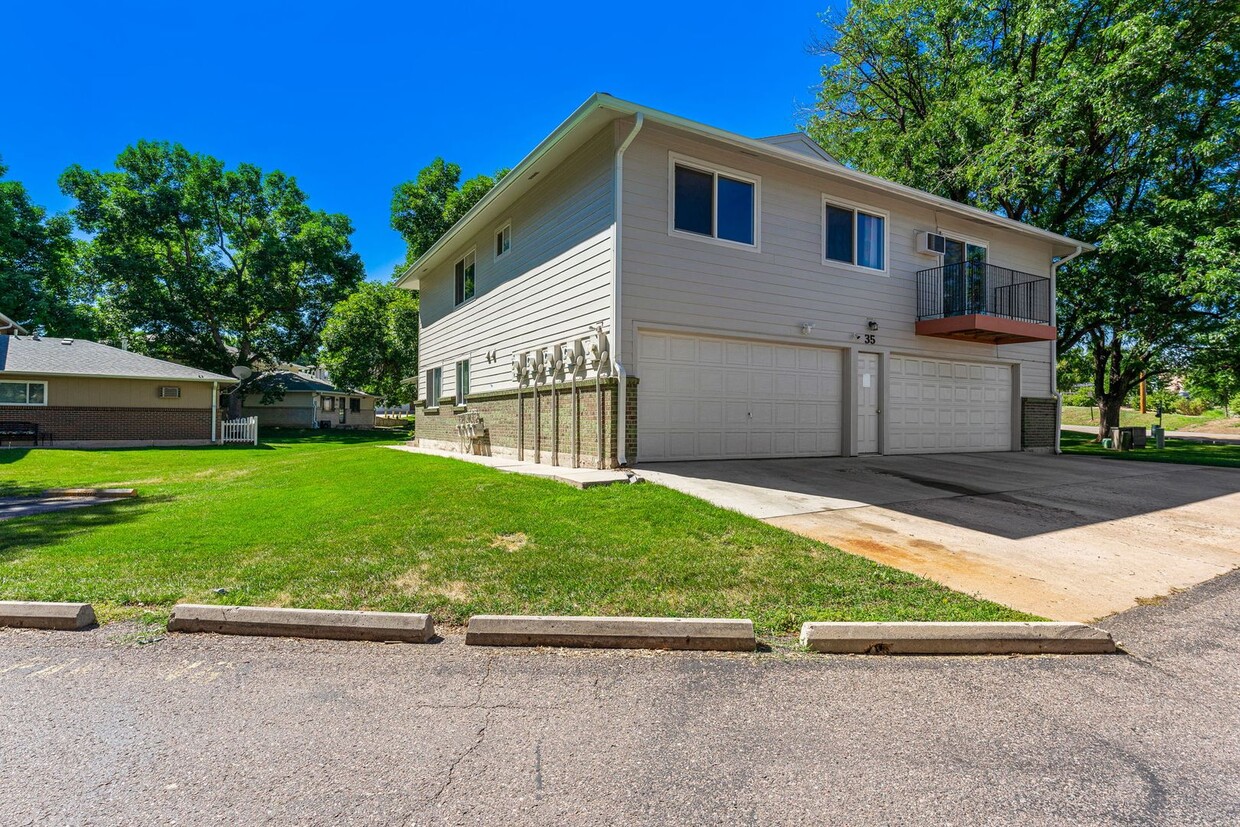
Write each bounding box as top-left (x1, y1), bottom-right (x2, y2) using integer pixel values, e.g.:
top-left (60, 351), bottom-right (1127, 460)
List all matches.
top-left (398, 95), bottom-right (1092, 468)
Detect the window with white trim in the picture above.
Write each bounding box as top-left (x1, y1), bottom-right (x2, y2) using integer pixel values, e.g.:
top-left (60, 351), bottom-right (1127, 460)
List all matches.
top-left (453, 250), bottom-right (476, 306)
top-left (670, 155), bottom-right (758, 247)
top-left (0, 380), bottom-right (46, 406)
top-left (455, 360), bottom-right (470, 406)
top-left (823, 198), bottom-right (887, 271)
top-left (495, 223), bottom-right (511, 259)
top-left (425, 367), bottom-right (442, 409)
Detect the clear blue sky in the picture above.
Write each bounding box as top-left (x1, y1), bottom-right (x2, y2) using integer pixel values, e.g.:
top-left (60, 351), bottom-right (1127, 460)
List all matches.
top-left (3, 1), bottom-right (832, 280)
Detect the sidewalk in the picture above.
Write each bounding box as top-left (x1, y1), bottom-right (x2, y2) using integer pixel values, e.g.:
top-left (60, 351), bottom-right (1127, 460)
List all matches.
top-left (1062, 424), bottom-right (1240, 445)
top-left (385, 444), bottom-right (637, 488)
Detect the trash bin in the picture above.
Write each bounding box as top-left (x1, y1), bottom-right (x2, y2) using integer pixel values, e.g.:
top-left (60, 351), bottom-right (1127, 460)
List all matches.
top-left (1111, 427), bottom-right (1134, 451)
top-left (1152, 425), bottom-right (1166, 449)
top-left (1102, 438), bottom-right (1113, 449)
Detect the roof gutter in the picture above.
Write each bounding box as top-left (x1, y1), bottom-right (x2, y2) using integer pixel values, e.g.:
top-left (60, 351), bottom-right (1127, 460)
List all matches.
top-left (611, 113), bottom-right (644, 468)
top-left (394, 94), bottom-right (613, 290)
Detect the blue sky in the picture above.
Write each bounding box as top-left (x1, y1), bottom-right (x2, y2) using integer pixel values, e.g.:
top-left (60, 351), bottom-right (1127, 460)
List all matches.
top-left (3, 1), bottom-right (833, 280)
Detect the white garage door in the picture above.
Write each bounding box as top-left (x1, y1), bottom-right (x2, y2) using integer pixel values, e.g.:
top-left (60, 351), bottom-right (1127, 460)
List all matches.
top-left (888, 355), bottom-right (1012, 454)
top-left (637, 332), bottom-right (842, 461)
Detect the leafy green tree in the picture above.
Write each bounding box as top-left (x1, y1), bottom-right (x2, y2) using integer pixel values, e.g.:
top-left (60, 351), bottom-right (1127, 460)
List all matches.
top-left (808, 0), bottom-right (1240, 441)
top-left (319, 282), bottom-right (420, 405)
top-left (0, 159), bottom-right (92, 336)
top-left (60, 141), bottom-right (365, 414)
top-left (390, 158), bottom-right (507, 268)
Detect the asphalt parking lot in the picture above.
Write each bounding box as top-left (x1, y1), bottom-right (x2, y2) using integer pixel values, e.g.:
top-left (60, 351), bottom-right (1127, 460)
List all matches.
top-left (1, 571), bottom-right (1237, 826)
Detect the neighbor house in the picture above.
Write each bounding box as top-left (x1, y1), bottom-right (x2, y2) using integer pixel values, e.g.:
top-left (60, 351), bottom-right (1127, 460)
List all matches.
top-left (0, 330), bottom-right (236, 447)
top-left (398, 95), bottom-right (1093, 467)
top-left (237, 368), bottom-right (375, 429)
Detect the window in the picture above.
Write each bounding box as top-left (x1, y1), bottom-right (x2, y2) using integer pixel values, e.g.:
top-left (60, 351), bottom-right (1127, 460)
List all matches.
top-left (349, 397), bottom-right (361, 413)
top-left (321, 396), bottom-right (335, 412)
top-left (495, 223), bottom-right (511, 259)
top-left (425, 367), bottom-right (442, 408)
top-left (454, 250), bottom-right (476, 306)
top-left (823, 198), bottom-right (887, 271)
top-left (455, 360), bottom-right (470, 406)
top-left (0, 380), bottom-right (46, 406)
top-left (670, 155), bottom-right (759, 247)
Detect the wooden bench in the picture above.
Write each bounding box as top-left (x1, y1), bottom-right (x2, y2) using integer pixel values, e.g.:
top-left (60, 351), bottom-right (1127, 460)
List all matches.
top-left (0, 421), bottom-right (39, 446)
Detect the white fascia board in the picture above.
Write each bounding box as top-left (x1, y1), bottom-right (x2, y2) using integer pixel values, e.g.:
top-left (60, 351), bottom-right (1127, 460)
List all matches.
top-left (395, 93), bottom-right (1094, 290)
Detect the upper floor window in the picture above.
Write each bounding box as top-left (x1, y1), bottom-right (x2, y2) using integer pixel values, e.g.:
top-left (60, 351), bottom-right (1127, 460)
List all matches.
top-left (455, 360), bottom-right (470, 406)
top-left (425, 367), bottom-right (442, 409)
top-left (454, 250), bottom-right (476, 306)
top-left (0, 380), bottom-right (46, 406)
top-left (495, 223), bottom-right (511, 259)
top-left (823, 197), bottom-right (887, 272)
top-left (669, 154), bottom-right (759, 248)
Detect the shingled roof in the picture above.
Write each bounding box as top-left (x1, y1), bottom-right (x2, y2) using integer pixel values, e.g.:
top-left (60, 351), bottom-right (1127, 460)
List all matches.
top-left (254, 370), bottom-right (371, 396)
top-left (0, 335), bottom-right (235, 383)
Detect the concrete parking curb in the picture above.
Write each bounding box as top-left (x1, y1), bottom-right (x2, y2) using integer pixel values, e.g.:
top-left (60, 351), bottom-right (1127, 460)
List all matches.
top-left (0, 601), bottom-right (96, 630)
top-left (168, 605), bottom-right (435, 643)
top-left (42, 488), bottom-right (137, 498)
top-left (465, 615), bottom-right (756, 651)
top-left (799, 621), bottom-right (1116, 655)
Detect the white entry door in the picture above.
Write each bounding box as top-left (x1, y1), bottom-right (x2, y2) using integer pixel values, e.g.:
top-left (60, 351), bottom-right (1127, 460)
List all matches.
top-left (637, 331), bottom-right (843, 461)
top-left (888, 356), bottom-right (1012, 454)
top-left (856, 352), bottom-right (879, 454)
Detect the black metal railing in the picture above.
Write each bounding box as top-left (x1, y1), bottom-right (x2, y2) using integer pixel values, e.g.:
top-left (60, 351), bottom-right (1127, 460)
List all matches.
top-left (916, 262), bottom-right (1051, 325)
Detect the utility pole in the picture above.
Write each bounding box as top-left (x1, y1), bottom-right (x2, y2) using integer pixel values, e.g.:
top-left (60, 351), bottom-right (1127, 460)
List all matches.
top-left (1139, 378), bottom-right (1147, 414)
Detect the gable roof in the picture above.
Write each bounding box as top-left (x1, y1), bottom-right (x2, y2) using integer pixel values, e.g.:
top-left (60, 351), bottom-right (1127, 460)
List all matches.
top-left (253, 370), bottom-right (371, 397)
top-left (0, 336), bottom-right (236, 383)
top-left (757, 133), bottom-right (840, 164)
top-left (395, 93), bottom-right (1094, 290)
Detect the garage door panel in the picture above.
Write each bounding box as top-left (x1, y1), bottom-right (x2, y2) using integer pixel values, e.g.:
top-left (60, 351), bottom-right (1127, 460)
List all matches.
top-left (639, 332), bottom-right (842, 461)
top-left (890, 356), bottom-right (1011, 455)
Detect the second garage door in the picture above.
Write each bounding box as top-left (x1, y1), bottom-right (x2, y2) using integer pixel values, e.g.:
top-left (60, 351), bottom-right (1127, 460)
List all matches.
top-left (888, 355), bottom-right (1012, 454)
top-left (637, 332), bottom-right (842, 462)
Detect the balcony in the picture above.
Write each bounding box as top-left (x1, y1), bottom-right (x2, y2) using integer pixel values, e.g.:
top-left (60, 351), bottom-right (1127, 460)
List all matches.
top-left (916, 262), bottom-right (1056, 344)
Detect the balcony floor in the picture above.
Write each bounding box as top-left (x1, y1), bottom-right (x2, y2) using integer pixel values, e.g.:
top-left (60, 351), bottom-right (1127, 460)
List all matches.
top-left (916, 314), bottom-right (1057, 345)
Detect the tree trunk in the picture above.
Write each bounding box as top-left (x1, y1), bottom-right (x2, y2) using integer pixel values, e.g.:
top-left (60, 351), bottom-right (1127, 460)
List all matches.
top-left (227, 389), bottom-right (242, 420)
top-left (1096, 394), bottom-right (1122, 442)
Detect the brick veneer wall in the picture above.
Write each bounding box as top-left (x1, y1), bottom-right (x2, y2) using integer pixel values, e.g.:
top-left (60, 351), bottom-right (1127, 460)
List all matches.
top-left (0, 407), bottom-right (217, 443)
top-left (1021, 397), bottom-right (1058, 450)
top-left (416, 377), bottom-right (639, 468)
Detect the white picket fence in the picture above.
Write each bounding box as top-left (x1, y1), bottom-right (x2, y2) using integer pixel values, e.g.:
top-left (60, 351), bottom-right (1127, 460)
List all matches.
top-left (220, 416), bottom-right (259, 445)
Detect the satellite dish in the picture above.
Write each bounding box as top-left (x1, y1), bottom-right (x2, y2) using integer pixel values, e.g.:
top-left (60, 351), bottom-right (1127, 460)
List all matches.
top-left (231, 366), bottom-right (253, 380)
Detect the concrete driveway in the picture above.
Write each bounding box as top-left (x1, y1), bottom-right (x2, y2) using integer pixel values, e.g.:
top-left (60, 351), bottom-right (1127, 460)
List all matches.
top-left (637, 453), bottom-right (1240, 620)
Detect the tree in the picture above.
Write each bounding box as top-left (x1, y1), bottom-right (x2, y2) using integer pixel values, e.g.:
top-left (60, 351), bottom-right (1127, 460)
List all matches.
top-left (808, 0), bottom-right (1240, 441)
top-left (60, 141), bottom-right (365, 415)
top-left (319, 282), bottom-right (420, 405)
top-left (0, 159), bottom-right (92, 336)
top-left (390, 158), bottom-right (507, 268)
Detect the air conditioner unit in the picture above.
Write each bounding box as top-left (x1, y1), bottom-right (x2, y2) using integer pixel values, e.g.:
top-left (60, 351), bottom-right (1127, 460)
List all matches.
top-left (917, 231), bottom-right (947, 256)
top-left (158, 386), bottom-right (181, 399)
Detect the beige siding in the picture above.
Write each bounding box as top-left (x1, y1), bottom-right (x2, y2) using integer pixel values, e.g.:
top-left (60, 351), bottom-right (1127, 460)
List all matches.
top-left (419, 126), bottom-right (617, 398)
top-left (619, 123), bottom-right (1056, 398)
top-left (0, 374), bottom-right (217, 408)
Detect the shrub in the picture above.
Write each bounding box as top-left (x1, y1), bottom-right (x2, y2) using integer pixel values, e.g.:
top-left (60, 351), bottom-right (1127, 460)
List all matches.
top-left (1175, 397), bottom-right (1210, 416)
top-left (1063, 388), bottom-right (1096, 407)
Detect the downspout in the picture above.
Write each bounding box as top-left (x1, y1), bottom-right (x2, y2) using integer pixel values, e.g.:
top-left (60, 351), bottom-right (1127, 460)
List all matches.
top-left (611, 112), bottom-right (644, 467)
top-left (1050, 245), bottom-right (1085, 454)
top-left (211, 381), bottom-right (219, 444)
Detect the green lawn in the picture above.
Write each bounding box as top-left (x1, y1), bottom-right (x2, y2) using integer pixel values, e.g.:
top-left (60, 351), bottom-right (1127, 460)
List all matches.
top-left (1061, 405), bottom-right (1232, 432)
top-left (0, 431), bottom-right (1033, 634)
top-left (1060, 430), bottom-right (1240, 468)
